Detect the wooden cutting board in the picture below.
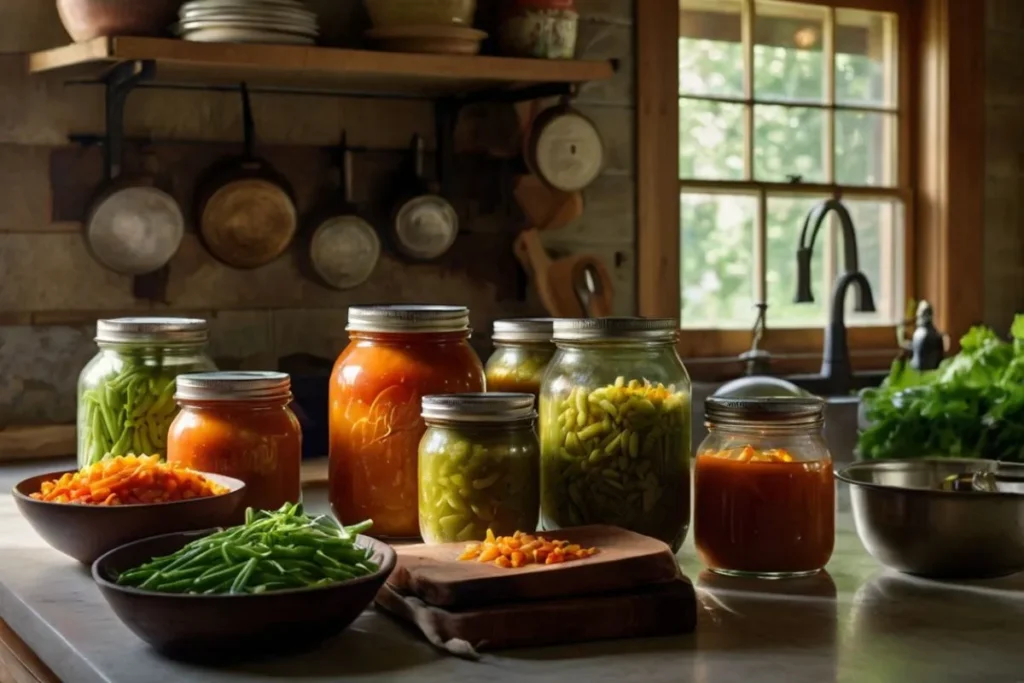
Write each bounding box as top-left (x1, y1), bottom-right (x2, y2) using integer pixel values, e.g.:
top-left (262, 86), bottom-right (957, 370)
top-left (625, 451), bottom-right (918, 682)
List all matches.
top-left (387, 525), bottom-right (682, 608)
top-left (375, 578), bottom-right (697, 654)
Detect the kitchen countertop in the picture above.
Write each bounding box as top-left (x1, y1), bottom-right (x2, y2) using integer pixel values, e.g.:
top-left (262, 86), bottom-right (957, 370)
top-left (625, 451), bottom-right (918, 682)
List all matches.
top-left (2, 459), bottom-right (1023, 683)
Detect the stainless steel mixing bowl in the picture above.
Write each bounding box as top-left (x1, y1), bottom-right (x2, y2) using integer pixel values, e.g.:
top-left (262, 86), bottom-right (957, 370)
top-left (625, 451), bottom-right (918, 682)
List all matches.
top-left (837, 459), bottom-right (1024, 579)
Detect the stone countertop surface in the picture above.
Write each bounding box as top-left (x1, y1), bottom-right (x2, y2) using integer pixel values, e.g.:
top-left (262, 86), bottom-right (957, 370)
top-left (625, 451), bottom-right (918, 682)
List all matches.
top-left (2, 459), bottom-right (1023, 683)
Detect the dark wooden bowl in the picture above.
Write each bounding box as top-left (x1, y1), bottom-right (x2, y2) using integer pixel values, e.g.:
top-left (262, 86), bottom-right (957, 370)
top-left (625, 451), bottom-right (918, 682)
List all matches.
top-left (92, 529), bottom-right (396, 661)
top-left (12, 470), bottom-right (246, 565)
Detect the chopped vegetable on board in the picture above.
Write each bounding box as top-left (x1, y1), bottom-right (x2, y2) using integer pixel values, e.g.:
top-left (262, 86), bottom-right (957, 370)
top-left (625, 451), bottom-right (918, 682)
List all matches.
top-left (30, 454), bottom-right (227, 505)
top-left (457, 529), bottom-right (598, 568)
top-left (116, 503), bottom-right (378, 595)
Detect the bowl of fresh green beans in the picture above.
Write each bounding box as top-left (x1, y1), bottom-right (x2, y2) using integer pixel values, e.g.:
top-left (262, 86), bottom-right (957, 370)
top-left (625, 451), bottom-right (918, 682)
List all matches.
top-left (91, 503), bottom-right (395, 660)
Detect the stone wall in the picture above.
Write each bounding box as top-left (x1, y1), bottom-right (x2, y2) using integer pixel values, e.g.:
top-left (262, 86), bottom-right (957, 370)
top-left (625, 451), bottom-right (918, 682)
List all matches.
top-left (985, 0), bottom-right (1024, 332)
top-left (0, 0), bottom-right (636, 426)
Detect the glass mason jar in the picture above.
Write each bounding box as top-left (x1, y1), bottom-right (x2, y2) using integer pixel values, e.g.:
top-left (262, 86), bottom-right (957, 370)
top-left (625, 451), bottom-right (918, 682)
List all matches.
top-left (539, 318), bottom-right (692, 551)
top-left (329, 305), bottom-right (486, 539)
top-left (168, 372), bottom-right (302, 512)
top-left (77, 317), bottom-right (216, 468)
top-left (694, 396), bottom-right (835, 579)
top-left (484, 318), bottom-right (556, 399)
top-left (419, 393), bottom-right (540, 544)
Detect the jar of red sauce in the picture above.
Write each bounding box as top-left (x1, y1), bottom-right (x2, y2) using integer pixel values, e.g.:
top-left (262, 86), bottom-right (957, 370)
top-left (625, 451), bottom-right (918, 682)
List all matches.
top-left (329, 305), bottom-right (485, 539)
top-left (167, 372), bottom-right (302, 512)
top-left (694, 397), bottom-right (834, 579)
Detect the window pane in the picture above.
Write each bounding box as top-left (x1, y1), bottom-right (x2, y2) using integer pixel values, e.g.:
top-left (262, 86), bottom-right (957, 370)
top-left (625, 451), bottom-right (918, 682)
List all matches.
top-left (835, 111), bottom-right (897, 187)
top-left (766, 195), bottom-right (828, 328)
top-left (680, 100), bottom-right (746, 180)
top-left (754, 105), bottom-right (826, 183)
top-left (841, 198), bottom-right (904, 325)
top-left (754, 1), bottom-right (827, 103)
top-left (835, 9), bottom-right (898, 108)
top-left (679, 0), bottom-right (744, 98)
top-left (681, 192), bottom-right (757, 329)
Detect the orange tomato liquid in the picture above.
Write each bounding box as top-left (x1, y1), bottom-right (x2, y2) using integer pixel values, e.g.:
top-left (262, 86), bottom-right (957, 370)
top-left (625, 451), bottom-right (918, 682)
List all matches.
top-left (167, 400), bottom-right (302, 512)
top-left (694, 449), bottom-right (835, 575)
top-left (329, 331), bottom-right (484, 538)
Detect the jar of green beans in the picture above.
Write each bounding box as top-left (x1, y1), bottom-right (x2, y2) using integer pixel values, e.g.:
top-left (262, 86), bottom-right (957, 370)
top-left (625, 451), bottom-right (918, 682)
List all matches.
top-left (419, 393), bottom-right (540, 544)
top-left (485, 318), bottom-right (556, 400)
top-left (77, 318), bottom-right (216, 467)
top-left (539, 318), bottom-right (692, 551)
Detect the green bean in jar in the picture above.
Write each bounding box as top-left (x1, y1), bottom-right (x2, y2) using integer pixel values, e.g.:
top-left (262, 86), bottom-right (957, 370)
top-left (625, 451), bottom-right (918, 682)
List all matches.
top-left (418, 393), bottom-right (539, 544)
top-left (77, 318), bottom-right (216, 467)
top-left (485, 318), bottom-right (556, 398)
top-left (539, 318), bottom-right (692, 550)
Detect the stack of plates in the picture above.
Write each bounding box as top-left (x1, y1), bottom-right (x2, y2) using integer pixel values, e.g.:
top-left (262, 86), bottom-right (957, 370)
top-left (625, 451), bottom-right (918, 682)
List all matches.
top-left (176, 0), bottom-right (319, 45)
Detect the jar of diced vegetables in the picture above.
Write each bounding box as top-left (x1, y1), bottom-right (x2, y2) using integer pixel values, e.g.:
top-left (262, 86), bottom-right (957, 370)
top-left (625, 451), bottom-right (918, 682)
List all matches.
top-left (484, 318), bottom-right (556, 399)
top-left (77, 318), bottom-right (217, 468)
top-left (539, 318), bottom-right (692, 551)
top-left (419, 393), bottom-right (539, 544)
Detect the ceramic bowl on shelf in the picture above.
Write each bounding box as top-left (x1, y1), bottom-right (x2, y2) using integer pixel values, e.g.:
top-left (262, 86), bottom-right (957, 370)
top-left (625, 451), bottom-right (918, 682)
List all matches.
top-left (12, 469), bottom-right (246, 564)
top-left (57, 0), bottom-right (182, 42)
top-left (92, 529), bottom-right (396, 660)
top-left (363, 0), bottom-right (477, 29)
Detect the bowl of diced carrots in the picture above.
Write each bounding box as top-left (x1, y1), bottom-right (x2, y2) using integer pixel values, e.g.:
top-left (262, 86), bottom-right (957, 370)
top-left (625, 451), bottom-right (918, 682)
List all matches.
top-left (13, 454), bottom-right (246, 564)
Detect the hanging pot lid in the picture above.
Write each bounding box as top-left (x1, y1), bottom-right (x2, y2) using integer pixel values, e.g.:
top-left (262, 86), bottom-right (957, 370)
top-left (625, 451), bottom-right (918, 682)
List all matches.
top-left (86, 186), bottom-right (184, 276)
top-left (527, 102), bottom-right (605, 192)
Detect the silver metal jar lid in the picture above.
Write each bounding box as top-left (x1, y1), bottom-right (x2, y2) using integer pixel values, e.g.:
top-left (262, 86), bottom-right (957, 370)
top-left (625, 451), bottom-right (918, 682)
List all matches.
top-left (552, 317), bottom-right (678, 342)
top-left (492, 318), bottom-right (556, 343)
top-left (421, 393), bottom-right (536, 423)
top-left (96, 317), bottom-right (209, 345)
top-left (705, 396), bottom-right (825, 427)
top-left (175, 371), bottom-right (291, 402)
top-left (346, 305), bottom-right (470, 333)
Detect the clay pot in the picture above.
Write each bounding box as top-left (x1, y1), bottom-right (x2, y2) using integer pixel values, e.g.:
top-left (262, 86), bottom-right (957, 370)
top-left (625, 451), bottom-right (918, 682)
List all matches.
top-left (56, 0), bottom-right (181, 42)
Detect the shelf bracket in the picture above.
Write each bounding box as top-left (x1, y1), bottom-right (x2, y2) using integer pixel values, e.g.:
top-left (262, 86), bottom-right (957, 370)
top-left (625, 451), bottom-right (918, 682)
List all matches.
top-left (433, 83), bottom-right (575, 195)
top-left (103, 60), bottom-right (155, 180)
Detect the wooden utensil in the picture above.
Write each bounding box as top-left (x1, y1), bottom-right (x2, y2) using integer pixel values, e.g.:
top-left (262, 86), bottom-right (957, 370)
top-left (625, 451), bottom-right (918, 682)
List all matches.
top-left (86, 149), bottom-right (184, 276)
top-left (376, 578), bottom-right (696, 654)
top-left (386, 525), bottom-right (681, 608)
top-left (571, 257), bottom-right (614, 317)
top-left (308, 133), bottom-right (381, 290)
top-left (525, 98), bottom-right (605, 192)
top-left (196, 83), bottom-right (297, 269)
top-left (513, 174), bottom-right (583, 231)
top-left (390, 135), bottom-right (459, 261)
top-left (514, 231), bottom-right (614, 317)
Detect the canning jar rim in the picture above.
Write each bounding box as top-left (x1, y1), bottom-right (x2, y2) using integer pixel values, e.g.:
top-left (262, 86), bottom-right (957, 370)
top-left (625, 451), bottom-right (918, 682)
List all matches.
top-left (422, 392), bottom-right (537, 424)
top-left (175, 371), bottom-right (292, 403)
top-left (346, 305), bottom-right (470, 333)
top-left (492, 318), bottom-right (556, 343)
top-left (704, 396), bottom-right (825, 429)
top-left (95, 317), bottom-right (209, 345)
top-left (552, 317), bottom-right (679, 343)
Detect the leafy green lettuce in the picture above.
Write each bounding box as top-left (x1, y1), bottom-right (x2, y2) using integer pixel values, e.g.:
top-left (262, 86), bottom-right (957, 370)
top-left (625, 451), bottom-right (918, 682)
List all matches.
top-left (858, 314), bottom-right (1024, 461)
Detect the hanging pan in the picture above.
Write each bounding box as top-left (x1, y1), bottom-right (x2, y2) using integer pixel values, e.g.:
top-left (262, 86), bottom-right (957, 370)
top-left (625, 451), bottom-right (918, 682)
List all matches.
top-left (308, 133), bottom-right (382, 290)
top-left (389, 134), bottom-right (459, 261)
top-left (195, 83), bottom-right (297, 269)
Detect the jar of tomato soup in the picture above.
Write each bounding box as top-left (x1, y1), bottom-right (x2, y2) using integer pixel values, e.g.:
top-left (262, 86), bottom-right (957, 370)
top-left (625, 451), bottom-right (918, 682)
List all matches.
top-left (167, 372), bottom-right (302, 512)
top-left (329, 305), bottom-right (485, 539)
top-left (694, 397), bottom-right (834, 579)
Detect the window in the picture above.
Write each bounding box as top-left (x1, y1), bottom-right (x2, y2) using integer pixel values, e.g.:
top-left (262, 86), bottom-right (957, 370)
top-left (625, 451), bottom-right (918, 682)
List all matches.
top-left (637, 0), bottom-right (984, 368)
top-left (678, 0), bottom-right (907, 332)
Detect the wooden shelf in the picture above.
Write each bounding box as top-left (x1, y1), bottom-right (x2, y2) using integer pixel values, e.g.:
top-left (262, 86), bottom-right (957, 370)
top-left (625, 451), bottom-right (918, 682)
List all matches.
top-left (28, 37), bottom-right (614, 97)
